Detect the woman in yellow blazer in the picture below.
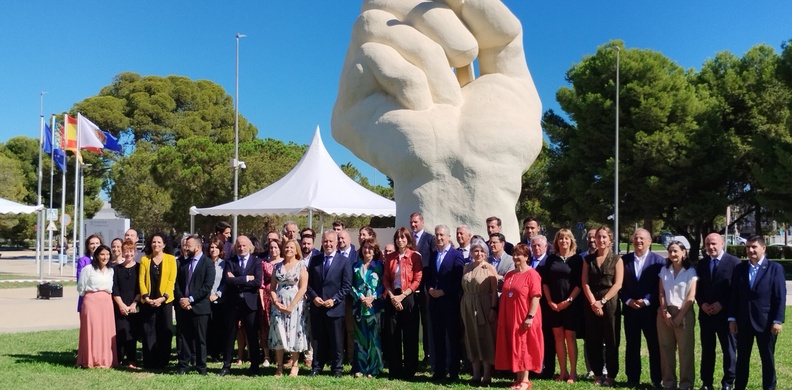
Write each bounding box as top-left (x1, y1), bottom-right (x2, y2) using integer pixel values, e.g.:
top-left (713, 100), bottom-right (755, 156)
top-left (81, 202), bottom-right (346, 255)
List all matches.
top-left (138, 232), bottom-right (177, 369)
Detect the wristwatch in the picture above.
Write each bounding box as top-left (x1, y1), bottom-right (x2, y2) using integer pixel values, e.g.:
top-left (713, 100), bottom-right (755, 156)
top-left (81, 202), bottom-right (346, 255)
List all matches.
top-left (527, 314), bottom-right (534, 319)
top-left (600, 297), bottom-right (607, 305)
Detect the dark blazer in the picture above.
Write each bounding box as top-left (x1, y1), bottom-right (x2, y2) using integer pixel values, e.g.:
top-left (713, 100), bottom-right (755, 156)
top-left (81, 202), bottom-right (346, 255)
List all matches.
top-left (340, 247), bottom-right (358, 264)
top-left (222, 254), bottom-right (262, 311)
top-left (619, 251), bottom-right (665, 306)
top-left (415, 231), bottom-right (436, 268)
top-left (425, 246), bottom-right (464, 299)
top-left (696, 252), bottom-right (741, 310)
top-left (306, 252), bottom-right (353, 318)
top-left (489, 240), bottom-right (515, 256)
top-left (175, 254), bottom-right (216, 316)
top-left (729, 258), bottom-right (786, 332)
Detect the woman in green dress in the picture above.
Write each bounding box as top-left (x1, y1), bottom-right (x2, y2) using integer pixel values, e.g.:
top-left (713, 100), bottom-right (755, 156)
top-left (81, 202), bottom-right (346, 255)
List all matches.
top-left (351, 238), bottom-right (385, 377)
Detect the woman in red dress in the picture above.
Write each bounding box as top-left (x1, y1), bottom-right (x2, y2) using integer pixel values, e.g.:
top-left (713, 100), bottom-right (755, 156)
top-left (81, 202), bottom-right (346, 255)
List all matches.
top-left (495, 243), bottom-right (543, 390)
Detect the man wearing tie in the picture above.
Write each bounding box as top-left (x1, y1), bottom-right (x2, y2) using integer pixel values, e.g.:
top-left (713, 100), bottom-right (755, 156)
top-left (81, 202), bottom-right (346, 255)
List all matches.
top-left (306, 230), bottom-right (353, 377)
top-left (619, 229), bottom-right (664, 388)
top-left (697, 233), bottom-right (740, 390)
top-left (410, 211), bottom-right (436, 365)
top-left (426, 225), bottom-right (464, 382)
top-left (174, 235), bottom-right (215, 375)
top-left (337, 229), bottom-right (357, 368)
top-left (729, 236), bottom-right (786, 390)
top-left (218, 235), bottom-right (262, 376)
top-left (456, 225), bottom-right (472, 263)
top-left (530, 235), bottom-right (555, 379)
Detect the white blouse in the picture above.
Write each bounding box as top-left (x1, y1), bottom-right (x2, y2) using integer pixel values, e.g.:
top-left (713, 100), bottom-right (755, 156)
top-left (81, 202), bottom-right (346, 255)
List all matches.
top-left (659, 266), bottom-right (697, 308)
top-left (76, 265), bottom-right (114, 296)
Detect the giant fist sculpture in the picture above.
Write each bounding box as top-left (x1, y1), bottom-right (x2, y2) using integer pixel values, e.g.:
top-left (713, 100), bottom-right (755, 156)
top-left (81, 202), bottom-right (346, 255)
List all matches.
top-left (332, 0), bottom-right (542, 241)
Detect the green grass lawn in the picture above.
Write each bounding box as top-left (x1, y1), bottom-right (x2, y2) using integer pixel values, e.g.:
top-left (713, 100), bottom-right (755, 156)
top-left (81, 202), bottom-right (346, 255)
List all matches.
top-left (0, 307), bottom-right (788, 389)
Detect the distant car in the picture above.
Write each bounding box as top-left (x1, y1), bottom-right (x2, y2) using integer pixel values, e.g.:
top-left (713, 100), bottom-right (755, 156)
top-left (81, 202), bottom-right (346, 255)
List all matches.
top-left (725, 236), bottom-right (746, 245)
top-left (768, 243), bottom-right (791, 247)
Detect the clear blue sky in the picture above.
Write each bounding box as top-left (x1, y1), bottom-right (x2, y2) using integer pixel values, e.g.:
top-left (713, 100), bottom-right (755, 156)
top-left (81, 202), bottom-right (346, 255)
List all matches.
top-left (2, 1), bottom-right (790, 185)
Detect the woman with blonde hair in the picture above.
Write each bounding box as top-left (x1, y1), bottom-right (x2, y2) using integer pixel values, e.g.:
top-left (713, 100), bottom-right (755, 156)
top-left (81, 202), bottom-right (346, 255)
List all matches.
top-left (542, 228), bottom-right (584, 383)
top-left (269, 239), bottom-right (309, 377)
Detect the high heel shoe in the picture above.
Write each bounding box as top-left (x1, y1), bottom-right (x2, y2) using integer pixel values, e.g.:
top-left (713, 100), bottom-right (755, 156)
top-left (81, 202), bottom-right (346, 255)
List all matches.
top-left (274, 365), bottom-right (283, 377)
top-left (289, 364), bottom-right (299, 377)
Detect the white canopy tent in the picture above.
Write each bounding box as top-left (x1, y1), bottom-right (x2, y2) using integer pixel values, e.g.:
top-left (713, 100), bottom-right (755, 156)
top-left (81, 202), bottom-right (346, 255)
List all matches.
top-left (190, 126), bottom-right (395, 232)
top-left (0, 197), bottom-right (43, 214)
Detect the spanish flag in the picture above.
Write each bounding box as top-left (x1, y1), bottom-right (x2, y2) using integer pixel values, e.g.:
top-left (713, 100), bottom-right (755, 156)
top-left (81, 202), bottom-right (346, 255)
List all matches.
top-left (58, 114), bottom-right (81, 162)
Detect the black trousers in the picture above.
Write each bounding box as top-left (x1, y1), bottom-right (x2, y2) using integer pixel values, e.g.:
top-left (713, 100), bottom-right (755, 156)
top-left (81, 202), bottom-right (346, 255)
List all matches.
top-left (623, 305), bottom-right (661, 385)
top-left (540, 302), bottom-right (556, 376)
top-left (310, 313), bottom-right (345, 374)
top-left (735, 326), bottom-right (777, 390)
top-left (699, 311), bottom-right (736, 387)
top-left (417, 267), bottom-right (431, 361)
top-left (176, 308), bottom-right (209, 372)
top-left (207, 302), bottom-right (225, 360)
top-left (583, 297), bottom-right (620, 379)
top-left (383, 292), bottom-right (419, 379)
top-left (429, 296), bottom-right (460, 379)
top-left (222, 299), bottom-right (261, 369)
top-left (140, 302), bottom-right (173, 369)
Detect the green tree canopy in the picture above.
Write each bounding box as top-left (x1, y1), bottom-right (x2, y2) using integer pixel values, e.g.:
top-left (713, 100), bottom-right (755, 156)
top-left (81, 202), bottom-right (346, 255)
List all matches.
top-left (72, 72), bottom-right (257, 146)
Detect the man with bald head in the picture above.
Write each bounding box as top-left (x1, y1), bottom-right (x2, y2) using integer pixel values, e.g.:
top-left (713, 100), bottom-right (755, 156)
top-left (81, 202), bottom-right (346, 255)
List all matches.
top-left (218, 235), bottom-right (262, 376)
top-left (619, 229), bottom-right (664, 388)
top-left (125, 228), bottom-right (144, 262)
top-left (696, 233), bottom-right (740, 390)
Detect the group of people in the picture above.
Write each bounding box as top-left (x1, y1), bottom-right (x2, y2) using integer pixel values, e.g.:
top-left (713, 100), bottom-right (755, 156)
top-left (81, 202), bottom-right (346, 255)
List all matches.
top-left (73, 215), bottom-right (785, 390)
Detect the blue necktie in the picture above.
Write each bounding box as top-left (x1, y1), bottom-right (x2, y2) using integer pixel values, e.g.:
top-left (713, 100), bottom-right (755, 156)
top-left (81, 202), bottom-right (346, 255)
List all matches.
top-left (749, 263), bottom-right (758, 287)
top-left (324, 255), bottom-right (332, 276)
top-left (711, 258), bottom-right (719, 275)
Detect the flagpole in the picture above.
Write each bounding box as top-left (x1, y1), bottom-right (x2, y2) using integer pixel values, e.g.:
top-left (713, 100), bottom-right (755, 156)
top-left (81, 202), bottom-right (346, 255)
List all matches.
top-left (37, 92), bottom-right (47, 280)
top-left (71, 114), bottom-right (80, 270)
top-left (59, 118), bottom-right (67, 276)
top-left (47, 115), bottom-right (56, 277)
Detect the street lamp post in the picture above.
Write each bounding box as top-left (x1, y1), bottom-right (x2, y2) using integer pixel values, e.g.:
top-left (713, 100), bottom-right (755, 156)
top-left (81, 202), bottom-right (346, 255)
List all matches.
top-left (233, 33), bottom-right (246, 241)
top-left (614, 46), bottom-right (620, 254)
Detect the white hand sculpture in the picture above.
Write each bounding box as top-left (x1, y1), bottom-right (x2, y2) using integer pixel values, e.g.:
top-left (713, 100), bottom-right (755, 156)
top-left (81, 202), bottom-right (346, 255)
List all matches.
top-left (332, 0), bottom-right (542, 240)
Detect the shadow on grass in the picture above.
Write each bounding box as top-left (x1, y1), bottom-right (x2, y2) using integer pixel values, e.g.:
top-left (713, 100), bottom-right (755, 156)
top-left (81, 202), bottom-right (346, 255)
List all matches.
top-left (8, 349), bottom-right (76, 367)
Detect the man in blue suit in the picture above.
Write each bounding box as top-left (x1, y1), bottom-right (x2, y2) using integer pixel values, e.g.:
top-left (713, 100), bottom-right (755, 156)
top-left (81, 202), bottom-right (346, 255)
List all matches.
top-left (620, 229), bottom-right (664, 388)
top-left (410, 211), bottom-right (436, 365)
top-left (337, 229), bottom-right (357, 368)
top-left (697, 233), bottom-right (741, 390)
top-left (530, 234), bottom-right (556, 379)
top-left (306, 230), bottom-right (353, 377)
top-left (426, 224), bottom-right (464, 383)
top-left (729, 236), bottom-right (786, 390)
top-left (174, 235), bottom-right (215, 375)
top-left (218, 235), bottom-right (262, 376)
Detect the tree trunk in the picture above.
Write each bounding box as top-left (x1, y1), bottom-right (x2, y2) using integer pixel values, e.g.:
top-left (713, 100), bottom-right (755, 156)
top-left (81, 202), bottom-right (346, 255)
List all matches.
top-left (754, 206), bottom-right (763, 237)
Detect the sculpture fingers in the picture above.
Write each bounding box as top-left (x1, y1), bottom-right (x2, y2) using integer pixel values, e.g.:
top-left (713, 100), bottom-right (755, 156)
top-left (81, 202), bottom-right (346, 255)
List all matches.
top-left (363, 0), bottom-right (478, 68)
top-left (352, 9), bottom-right (462, 106)
top-left (445, 0), bottom-right (531, 79)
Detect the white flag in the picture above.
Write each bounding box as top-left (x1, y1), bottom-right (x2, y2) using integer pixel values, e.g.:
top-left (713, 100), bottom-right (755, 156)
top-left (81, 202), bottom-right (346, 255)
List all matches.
top-left (76, 113), bottom-right (106, 152)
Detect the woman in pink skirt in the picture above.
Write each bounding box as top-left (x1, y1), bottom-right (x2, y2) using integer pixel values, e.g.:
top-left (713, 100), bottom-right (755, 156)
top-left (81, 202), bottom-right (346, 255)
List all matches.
top-left (76, 244), bottom-right (118, 368)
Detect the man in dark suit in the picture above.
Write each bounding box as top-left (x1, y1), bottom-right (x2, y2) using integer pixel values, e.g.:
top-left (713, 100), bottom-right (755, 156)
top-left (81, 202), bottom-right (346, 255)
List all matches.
top-left (486, 216), bottom-right (514, 255)
top-left (456, 225), bottom-right (472, 263)
top-left (530, 235), bottom-right (555, 379)
top-left (174, 235), bottom-right (215, 375)
top-left (336, 229), bottom-right (357, 367)
top-left (410, 211), bottom-right (436, 365)
top-left (218, 235), bottom-right (262, 376)
top-left (729, 236), bottom-right (786, 390)
top-left (306, 230), bottom-right (353, 377)
top-left (426, 224), bottom-right (464, 382)
top-left (619, 228), bottom-right (664, 388)
top-left (697, 233), bottom-right (740, 390)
